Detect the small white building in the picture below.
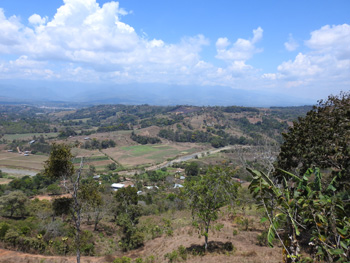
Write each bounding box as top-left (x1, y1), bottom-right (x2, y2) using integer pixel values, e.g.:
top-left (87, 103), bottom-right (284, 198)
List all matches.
top-left (111, 183), bottom-right (125, 191)
top-left (174, 183), bottom-right (183, 188)
top-left (145, 186), bottom-right (158, 190)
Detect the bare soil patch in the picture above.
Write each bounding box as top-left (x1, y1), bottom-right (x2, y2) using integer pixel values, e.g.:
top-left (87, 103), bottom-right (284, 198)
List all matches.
top-left (66, 131), bottom-right (135, 148)
top-left (189, 114), bottom-right (206, 130)
top-left (0, 178), bottom-right (11, 185)
top-left (125, 213), bottom-right (281, 263)
top-left (247, 117), bottom-right (262, 124)
top-left (31, 193), bottom-right (71, 201)
top-left (135, 126), bottom-right (161, 138)
top-left (0, 210), bottom-right (282, 263)
top-left (0, 248), bottom-right (106, 263)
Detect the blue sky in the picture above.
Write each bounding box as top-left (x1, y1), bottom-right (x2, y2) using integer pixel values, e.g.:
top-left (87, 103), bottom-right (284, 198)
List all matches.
top-left (0, 0), bottom-right (349, 102)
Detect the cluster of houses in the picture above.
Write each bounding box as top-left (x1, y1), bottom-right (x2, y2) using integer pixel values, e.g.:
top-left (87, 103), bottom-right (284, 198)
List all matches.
top-left (104, 169), bottom-right (185, 193)
top-left (109, 182), bottom-right (184, 193)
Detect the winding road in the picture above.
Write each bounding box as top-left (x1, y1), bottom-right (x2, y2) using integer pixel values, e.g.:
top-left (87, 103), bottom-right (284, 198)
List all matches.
top-left (119, 145), bottom-right (241, 176)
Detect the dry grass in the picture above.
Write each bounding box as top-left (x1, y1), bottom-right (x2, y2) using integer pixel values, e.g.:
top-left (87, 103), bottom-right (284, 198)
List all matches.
top-left (0, 178), bottom-right (11, 184)
top-left (0, 151), bottom-right (46, 171)
top-left (124, 210), bottom-right (282, 263)
top-left (135, 126), bottom-right (162, 137)
top-left (0, 208), bottom-right (282, 263)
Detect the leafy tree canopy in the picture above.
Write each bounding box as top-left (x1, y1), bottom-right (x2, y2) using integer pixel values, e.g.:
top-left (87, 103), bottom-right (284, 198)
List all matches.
top-left (276, 92), bottom-right (350, 184)
top-left (184, 166), bottom-right (239, 250)
top-left (185, 162), bottom-right (199, 177)
top-left (0, 190), bottom-right (28, 218)
top-left (115, 186), bottom-right (143, 251)
top-left (44, 143), bottom-right (75, 179)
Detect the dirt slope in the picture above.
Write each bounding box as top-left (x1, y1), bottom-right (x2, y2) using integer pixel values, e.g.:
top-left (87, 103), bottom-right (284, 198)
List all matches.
top-left (0, 221), bottom-right (282, 263)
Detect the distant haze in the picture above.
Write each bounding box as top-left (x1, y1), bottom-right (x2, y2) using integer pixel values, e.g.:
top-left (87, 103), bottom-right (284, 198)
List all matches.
top-left (0, 80), bottom-right (314, 107)
top-left (0, 0), bottom-right (348, 105)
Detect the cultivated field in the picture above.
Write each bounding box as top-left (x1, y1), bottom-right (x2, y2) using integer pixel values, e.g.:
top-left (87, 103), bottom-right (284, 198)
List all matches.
top-left (3, 132), bottom-right (59, 141)
top-left (102, 143), bottom-right (207, 168)
top-left (0, 151), bottom-right (46, 172)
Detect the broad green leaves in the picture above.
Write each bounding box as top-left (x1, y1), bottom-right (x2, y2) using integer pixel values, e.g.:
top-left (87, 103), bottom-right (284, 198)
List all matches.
top-left (248, 167), bottom-right (350, 262)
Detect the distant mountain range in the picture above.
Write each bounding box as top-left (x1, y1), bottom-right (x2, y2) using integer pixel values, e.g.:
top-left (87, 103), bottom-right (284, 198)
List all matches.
top-left (0, 80), bottom-right (314, 107)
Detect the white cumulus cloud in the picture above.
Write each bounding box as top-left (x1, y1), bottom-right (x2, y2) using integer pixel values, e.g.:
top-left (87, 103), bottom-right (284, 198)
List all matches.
top-left (216, 27), bottom-right (263, 62)
top-left (0, 0), bottom-right (213, 84)
top-left (278, 24), bottom-right (350, 80)
top-left (278, 53), bottom-right (322, 77)
top-left (306, 24), bottom-right (350, 60)
top-left (28, 14), bottom-right (47, 25)
top-left (263, 23), bottom-right (350, 95)
top-left (0, 8), bottom-right (23, 47)
top-left (0, 1), bottom-right (263, 88)
top-left (0, 0), bottom-right (348, 99)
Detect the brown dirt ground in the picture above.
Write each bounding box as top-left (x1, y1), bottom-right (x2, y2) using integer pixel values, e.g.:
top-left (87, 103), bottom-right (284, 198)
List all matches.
top-left (135, 126), bottom-right (162, 138)
top-left (0, 178), bottom-right (11, 185)
top-left (0, 214), bottom-right (283, 263)
top-left (65, 131), bottom-right (135, 149)
top-left (247, 117), bottom-right (262, 124)
top-left (188, 115), bottom-right (206, 130)
top-left (31, 194), bottom-right (71, 201)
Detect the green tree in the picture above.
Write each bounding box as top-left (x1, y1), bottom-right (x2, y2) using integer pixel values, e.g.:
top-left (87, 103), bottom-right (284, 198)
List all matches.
top-left (44, 143), bottom-right (75, 183)
top-left (107, 162), bottom-right (117, 171)
top-left (47, 183), bottom-right (62, 195)
top-left (44, 143), bottom-right (84, 263)
top-left (80, 180), bottom-right (104, 231)
top-left (115, 186), bottom-right (144, 251)
top-left (89, 165), bottom-right (96, 175)
top-left (276, 92), bottom-right (350, 185)
top-left (185, 162), bottom-right (199, 177)
top-left (52, 197), bottom-right (73, 220)
top-left (184, 166), bottom-right (239, 250)
top-left (28, 198), bottom-right (52, 220)
top-left (0, 190), bottom-right (28, 218)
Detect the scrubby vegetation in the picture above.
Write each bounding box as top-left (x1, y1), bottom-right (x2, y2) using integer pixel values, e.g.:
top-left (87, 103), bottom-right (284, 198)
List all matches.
top-left (0, 92), bottom-right (348, 263)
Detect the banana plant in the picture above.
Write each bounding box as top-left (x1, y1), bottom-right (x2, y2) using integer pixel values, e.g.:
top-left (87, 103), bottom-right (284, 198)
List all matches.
top-left (248, 167), bottom-right (350, 263)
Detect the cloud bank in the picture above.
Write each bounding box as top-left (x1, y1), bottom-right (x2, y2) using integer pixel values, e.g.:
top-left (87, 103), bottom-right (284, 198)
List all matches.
top-left (0, 0), bottom-right (348, 100)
